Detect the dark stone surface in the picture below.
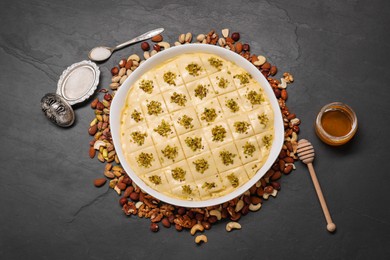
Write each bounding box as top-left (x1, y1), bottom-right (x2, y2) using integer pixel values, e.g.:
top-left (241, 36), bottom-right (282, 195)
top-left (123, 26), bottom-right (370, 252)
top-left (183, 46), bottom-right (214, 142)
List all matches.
top-left (0, 0), bottom-right (389, 259)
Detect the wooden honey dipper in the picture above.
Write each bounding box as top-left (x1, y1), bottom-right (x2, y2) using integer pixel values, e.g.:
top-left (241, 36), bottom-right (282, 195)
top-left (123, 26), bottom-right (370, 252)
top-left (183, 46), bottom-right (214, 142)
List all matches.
top-left (297, 139), bottom-right (336, 232)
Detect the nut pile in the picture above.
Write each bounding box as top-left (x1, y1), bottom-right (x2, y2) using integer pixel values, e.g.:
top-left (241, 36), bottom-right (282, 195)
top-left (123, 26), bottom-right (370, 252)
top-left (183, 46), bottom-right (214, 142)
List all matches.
top-left (88, 29), bottom-right (300, 244)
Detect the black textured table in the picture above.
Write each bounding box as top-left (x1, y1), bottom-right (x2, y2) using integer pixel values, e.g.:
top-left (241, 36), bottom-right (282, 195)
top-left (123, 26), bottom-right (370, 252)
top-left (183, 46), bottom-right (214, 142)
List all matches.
top-left (1, 0), bottom-right (389, 259)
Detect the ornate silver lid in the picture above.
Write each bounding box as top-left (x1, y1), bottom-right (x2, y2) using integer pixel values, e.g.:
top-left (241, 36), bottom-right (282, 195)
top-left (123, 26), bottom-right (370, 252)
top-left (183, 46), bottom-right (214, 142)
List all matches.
top-left (56, 60), bottom-right (100, 105)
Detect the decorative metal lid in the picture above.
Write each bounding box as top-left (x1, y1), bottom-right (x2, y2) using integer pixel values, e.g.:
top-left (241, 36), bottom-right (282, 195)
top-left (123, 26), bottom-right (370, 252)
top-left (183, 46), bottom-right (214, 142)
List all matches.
top-left (56, 60), bottom-right (100, 105)
top-left (41, 93), bottom-right (75, 127)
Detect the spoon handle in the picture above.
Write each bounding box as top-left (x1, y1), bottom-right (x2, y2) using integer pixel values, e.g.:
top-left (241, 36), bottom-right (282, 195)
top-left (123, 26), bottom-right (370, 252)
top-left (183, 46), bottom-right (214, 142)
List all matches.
top-left (113, 28), bottom-right (165, 51)
top-left (307, 163), bottom-right (336, 232)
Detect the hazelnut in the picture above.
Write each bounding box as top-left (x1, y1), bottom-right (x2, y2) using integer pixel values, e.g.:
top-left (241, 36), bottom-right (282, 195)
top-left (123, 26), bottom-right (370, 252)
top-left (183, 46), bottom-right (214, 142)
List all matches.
top-left (201, 221), bottom-right (211, 230)
top-left (111, 67), bottom-right (119, 76)
top-left (271, 182), bottom-right (281, 190)
top-left (119, 197), bottom-right (127, 206)
top-left (231, 32), bottom-right (240, 41)
top-left (153, 44), bottom-right (161, 52)
top-left (141, 42), bottom-right (150, 51)
top-left (261, 62), bottom-right (271, 70)
top-left (119, 59), bottom-right (127, 68)
top-left (150, 223), bottom-right (159, 232)
top-left (264, 185), bottom-right (274, 194)
top-left (129, 192), bottom-right (139, 201)
top-left (175, 224), bottom-right (183, 231)
top-left (242, 43), bottom-right (250, 51)
top-left (270, 66), bottom-right (278, 76)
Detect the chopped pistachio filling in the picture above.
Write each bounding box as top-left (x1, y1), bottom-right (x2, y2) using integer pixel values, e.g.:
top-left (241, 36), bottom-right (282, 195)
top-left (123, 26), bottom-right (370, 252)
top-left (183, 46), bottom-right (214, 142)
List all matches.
top-left (161, 145), bottom-right (179, 161)
top-left (201, 108), bottom-right (217, 123)
top-left (233, 72), bottom-right (252, 85)
top-left (185, 62), bottom-right (202, 76)
top-left (147, 100), bottom-right (163, 115)
top-left (130, 131), bottom-right (148, 146)
top-left (194, 84), bottom-right (208, 100)
top-left (185, 136), bottom-right (203, 151)
top-left (149, 175), bottom-right (162, 185)
top-left (139, 79), bottom-right (154, 94)
top-left (163, 71), bottom-right (177, 86)
top-left (234, 121), bottom-right (250, 134)
top-left (258, 113), bottom-right (269, 126)
top-left (171, 167), bottom-right (186, 181)
top-left (192, 158), bottom-right (209, 174)
top-left (211, 125), bottom-right (227, 142)
top-left (218, 77), bottom-right (229, 88)
top-left (208, 57), bottom-right (223, 70)
top-left (225, 99), bottom-right (239, 113)
top-left (181, 185), bottom-right (192, 195)
top-left (153, 120), bottom-right (172, 137)
top-left (246, 90), bottom-right (263, 105)
top-left (136, 152), bottom-right (154, 168)
top-left (170, 92), bottom-right (187, 106)
top-left (262, 134), bottom-right (273, 149)
top-left (202, 182), bottom-right (216, 190)
top-left (131, 109), bottom-right (143, 122)
top-left (178, 115), bottom-right (194, 129)
top-left (227, 173), bottom-right (239, 188)
top-left (219, 150), bottom-right (236, 165)
top-left (243, 142), bottom-right (256, 157)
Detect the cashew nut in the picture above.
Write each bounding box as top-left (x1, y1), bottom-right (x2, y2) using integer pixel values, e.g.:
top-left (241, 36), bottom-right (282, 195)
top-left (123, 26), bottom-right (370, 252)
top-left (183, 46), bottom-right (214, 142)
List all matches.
top-left (190, 223), bottom-right (204, 235)
top-left (127, 54), bottom-right (140, 62)
top-left (209, 209), bottom-right (222, 220)
top-left (271, 189), bottom-right (278, 198)
top-left (235, 200), bottom-right (244, 212)
top-left (150, 50), bottom-right (158, 57)
top-left (226, 222), bottom-right (241, 232)
top-left (195, 235), bottom-right (208, 244)
top-left (249, 203), bottom-right (262, 212)
top-left (157, 41), bottom-right (170, 49)
top-left (255, 180), bottom-right (262, 188)
top-left (278, 78), bottom-right (287, 89)
top-left (243, 190), bottom-right (250, 196)
top-left (93, 140), bottom-right (106, 150)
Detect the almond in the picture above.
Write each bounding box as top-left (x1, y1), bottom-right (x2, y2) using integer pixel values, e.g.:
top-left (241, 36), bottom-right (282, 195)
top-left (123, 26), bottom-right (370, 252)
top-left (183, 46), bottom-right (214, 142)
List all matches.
top-left (90, 98), bottom-right (99, 109)
top-left (281, 89), bottom-right (288, 100)
top-left (284, 165), bottom-right (293, 174)
top-left (89, 146), bottom-right (96, 158)
top-left (151, 34), bottom-right (163, 42)
top-left (94, 178), bottom-right (107, 187)
top-left (235, 42), bottom-right (243, 53)
top-left (88, 124), bottom-right (98, 135)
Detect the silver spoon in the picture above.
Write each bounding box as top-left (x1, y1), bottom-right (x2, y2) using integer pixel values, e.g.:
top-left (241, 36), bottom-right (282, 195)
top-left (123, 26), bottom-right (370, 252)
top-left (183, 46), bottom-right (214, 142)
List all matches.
top-left (88, 28), bottom-right (164, 62)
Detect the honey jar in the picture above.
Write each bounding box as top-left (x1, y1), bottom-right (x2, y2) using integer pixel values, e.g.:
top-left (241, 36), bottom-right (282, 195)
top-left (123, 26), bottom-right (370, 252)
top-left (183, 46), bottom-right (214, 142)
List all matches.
top-left (315, 102), bottom-right (358, 146)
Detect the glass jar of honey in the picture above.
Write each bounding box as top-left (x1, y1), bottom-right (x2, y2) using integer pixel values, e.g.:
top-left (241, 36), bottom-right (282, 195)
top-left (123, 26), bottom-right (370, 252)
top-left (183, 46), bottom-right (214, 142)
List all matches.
top-left (315, 102), bottom-right (358, 146)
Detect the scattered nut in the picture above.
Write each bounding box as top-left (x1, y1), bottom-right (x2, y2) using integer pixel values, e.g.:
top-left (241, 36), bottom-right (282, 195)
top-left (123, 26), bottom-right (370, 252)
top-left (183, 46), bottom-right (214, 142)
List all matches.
top-left (196, 34), bottom-right (205, 42)
top-left (94, 178), bottom-right (106, 187)
top-left (178, 34), bottom-right (185, 43)
top-left (235, 199), bottom-right (244, 212)
top-left (226, 222), bottom-right (241, 232)
top-left (218, 38), bottom-right (226, 47)
top-left (249, 203), bottom-right (262, 211)
top-left (144, 51), bottom-right (151, 60)
top-left (150, 50), bottom-right (158, 56)
top-left (231, 32), bottom-right (240, 41)
top-left (157, 41), bottom-right (170, 49)
top-left (110, 67), bottom-right (119, 76)
top-left (119, 59), bottom-right (127, 68)
top-left (221, 28), bottom-right (229, 38)
top-left (185, 32), bottom-right (192, 43)
top-left (151, 34), bottom-right (163, 42)
top-left (141, 42), bottom-right (150, 51)
top-left (209, 209), bottom-right (222, 220)
top-left (127, 54), bottom-right (140, 62)
top-left (150, 223), bottom-right (159, 232)
top-left (190, 223), bottom-right (204, 235)
top-left (195, 235), bottom-right (208, 244)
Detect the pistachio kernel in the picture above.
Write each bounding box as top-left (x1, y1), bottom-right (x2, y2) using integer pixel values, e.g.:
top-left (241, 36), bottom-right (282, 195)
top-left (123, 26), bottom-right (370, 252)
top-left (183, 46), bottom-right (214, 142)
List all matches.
top-left (153, 119), bottom-right (172, 137)
top-left (227, 173), bottom-right (239, 188)
top-left (131, 109), bottom-right (143, 122)
top-left (131, 131), bottom-right (148, 146)
top-left (233, 121), bottom-right (250, 134)
top-left (243, 142), bottom-right (256, 157)
top-left (225, 99), bottom-right (239, 113)
top-left (185, 62), bottom-right (202, 76)
top-left (201, 108), bottom-right (217, 123)
top-left (170, 92), bottom-right (187, 106)
top-left (161, 145), bottom-right (179, 161)
top-left (178, 115), bottom-right (194, 129)
top-left (171, 167), bottom-right (186, 181)
top-left (185, 136), bottom-right (203, 151)
top-left (202, 182), bottom-right (216, 190)
top-left (136, 152), bottom-right (154, 168)
top-left (208, 57), bottom-right (223, 70)
top-left (233, 72), bottom-right (252, 85)
top-left (262, 134), bottom-right (273, 149)
top-left (147, 100), bottom-right (163, 115)
top-left (246, 90), bottom-right (263, 105)
top-left (139, 79), bottom-right (154, 94)
top-left (258, 112), bottom-right (269, 126)
top-left (218, 77), bottom-right (229, 88)
top-left (149, 175), bottom-right (162, 185)
top-left (194, 84), bottom-right (208, 100)
top-left (219, 150), bottom-right (236, 165)
top-left (163, 71), bottom-right (177, 86)
top-left (192, 158), bottom-right (209, 174)
top-left (211, 125), bottom-right (227, 142)
top-left (182, 185), bottom-right (192, 195)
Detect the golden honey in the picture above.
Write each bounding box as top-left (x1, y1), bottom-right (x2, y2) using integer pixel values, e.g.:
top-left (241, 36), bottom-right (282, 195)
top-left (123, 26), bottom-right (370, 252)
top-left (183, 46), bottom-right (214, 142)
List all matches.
top-left (315, 102), bottom-right (357, 146)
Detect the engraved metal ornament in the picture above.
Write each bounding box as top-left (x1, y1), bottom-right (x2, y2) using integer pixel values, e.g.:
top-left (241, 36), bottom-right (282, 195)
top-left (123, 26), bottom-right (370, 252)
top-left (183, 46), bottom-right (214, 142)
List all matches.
top-left (41, 93), bottom-right (75, 127)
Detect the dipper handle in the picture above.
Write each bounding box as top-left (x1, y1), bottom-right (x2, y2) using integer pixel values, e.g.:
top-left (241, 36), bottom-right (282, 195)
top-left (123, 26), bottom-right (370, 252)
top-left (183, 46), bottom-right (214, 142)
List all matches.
top-left (297, 139), bottom-right (336, 233)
